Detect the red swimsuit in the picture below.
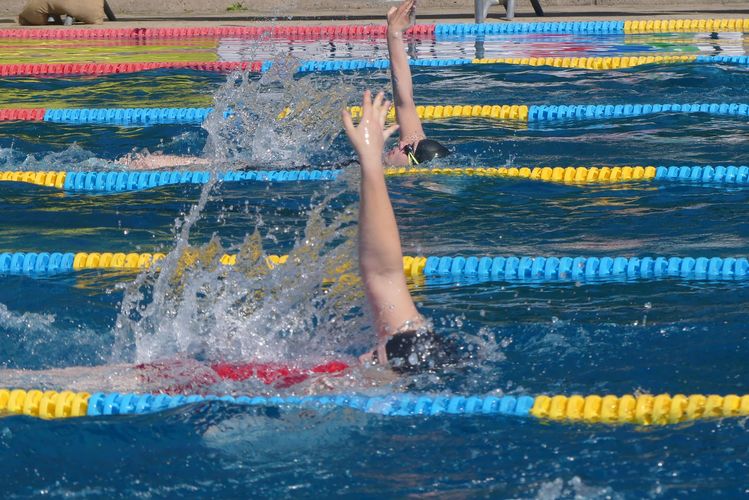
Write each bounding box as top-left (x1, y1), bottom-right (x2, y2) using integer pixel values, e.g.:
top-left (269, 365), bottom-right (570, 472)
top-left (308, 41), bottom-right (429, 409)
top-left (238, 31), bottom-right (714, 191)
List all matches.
top-left (135, 359), bottom-right (350, 393)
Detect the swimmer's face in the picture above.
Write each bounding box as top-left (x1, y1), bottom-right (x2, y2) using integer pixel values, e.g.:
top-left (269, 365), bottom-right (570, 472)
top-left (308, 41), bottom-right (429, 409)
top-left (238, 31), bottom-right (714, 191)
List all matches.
top-left (385, 146), bottom-right (410, 167)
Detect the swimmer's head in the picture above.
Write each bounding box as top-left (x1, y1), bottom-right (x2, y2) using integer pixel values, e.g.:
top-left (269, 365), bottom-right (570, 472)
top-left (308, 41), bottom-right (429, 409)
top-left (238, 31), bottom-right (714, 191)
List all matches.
top-left (410, 139), bottom-right (450, 165)
top-left (374, 329), bottom-right (459, 373)
top-left (385, 139), bottom-right (451, 167)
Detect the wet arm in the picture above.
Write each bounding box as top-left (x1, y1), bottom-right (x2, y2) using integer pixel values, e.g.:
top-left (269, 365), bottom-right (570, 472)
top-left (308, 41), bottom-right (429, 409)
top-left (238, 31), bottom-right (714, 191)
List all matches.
top-left (343, 91), bottom-right (420, 338)
top-left (387, 0), bottom-right (426, 143)
top-left (358, 140), bottom-right (420, 338)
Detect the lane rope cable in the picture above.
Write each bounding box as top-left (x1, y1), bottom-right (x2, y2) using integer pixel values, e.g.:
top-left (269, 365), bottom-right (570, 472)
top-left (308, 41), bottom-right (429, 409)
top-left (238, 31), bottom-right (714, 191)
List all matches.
top-left (2, 388), bottom-right (749, 426)
top-left (0, 55), bottom-right (746, 76)
top-left (0, 251), bottom-right (747, 281)
top-left (1, 102), bottom-right (747, 125)
top-left (1, 165), bottom-right (748, 192)
top-left (0, 18), bottom-right (746, 40)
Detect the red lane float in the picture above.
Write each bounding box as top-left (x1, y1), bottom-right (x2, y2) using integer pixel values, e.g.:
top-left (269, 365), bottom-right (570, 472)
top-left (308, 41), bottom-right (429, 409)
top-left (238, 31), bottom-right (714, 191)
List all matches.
top-left (0, 24), bottom-right (435, 40)
top-left (0, 61), bottom-right (262, 76)
top-left (0, 108), bottom-right (46, 121)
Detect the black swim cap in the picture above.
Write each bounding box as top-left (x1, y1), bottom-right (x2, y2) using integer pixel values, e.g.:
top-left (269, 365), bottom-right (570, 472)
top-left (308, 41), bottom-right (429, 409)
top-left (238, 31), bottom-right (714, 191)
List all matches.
top-left (414, 139), bottom-right (450, 164)
top-left (384, 329), bottom-right (458, 374)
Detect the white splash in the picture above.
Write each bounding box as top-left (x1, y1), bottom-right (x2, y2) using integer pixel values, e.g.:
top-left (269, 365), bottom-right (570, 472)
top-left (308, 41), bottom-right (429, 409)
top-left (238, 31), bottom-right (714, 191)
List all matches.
top-left (203, 55), bottom-right (354, 168)
top-left (112, 58), bottom-right (369, 369)
top-left (0, 302), bottom-right (56, 336)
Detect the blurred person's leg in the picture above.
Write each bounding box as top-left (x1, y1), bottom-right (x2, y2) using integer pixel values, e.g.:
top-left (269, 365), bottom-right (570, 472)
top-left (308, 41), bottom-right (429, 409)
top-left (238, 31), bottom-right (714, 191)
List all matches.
top-left (18, 0), bottom-right (52, 25)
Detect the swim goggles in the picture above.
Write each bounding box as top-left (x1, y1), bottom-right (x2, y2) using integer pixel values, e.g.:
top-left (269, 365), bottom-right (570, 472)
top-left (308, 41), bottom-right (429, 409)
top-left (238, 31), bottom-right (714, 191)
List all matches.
top-left (403, 143), bottom-right (419, 166)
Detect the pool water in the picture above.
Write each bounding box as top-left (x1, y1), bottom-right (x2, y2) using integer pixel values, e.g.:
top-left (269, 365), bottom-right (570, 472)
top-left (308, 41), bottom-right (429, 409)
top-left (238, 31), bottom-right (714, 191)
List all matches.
top-left (1, 29), bottom-right (749, 497)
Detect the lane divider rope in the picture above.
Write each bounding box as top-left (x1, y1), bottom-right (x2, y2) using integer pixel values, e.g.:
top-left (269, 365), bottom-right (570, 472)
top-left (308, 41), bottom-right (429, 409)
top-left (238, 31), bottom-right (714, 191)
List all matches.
top-left (440, 18), bottom-right (749, 35)
top-left (0, 54), bottom-right (745, 77)
top-left (0, 102), bottom-right (749, 126)
top-left (525, 101), bottom-right (749, 121)
top-left (0, 25), bottom-right (428, 40)
top-left (0, 18), bottom-right (746, 40)
top-left (2, 165), bottom-right (748, 192)
top-left (3, 388), bottom-right (749, 425)
top-left (1, 251), bottom-right (747, 281)
top-left (474, 55), bottom-right (700, 70)
top-left (0, 169), bottom-right (338, 191)
top-left (2, 102), bottom-right (746, 125)
top-left (0, 61), bottom-right (262, 77)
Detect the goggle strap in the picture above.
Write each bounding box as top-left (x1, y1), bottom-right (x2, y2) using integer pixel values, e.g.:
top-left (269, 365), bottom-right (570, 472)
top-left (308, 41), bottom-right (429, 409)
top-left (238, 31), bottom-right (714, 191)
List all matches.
top-left (407, 151), bottom-right (420, 166)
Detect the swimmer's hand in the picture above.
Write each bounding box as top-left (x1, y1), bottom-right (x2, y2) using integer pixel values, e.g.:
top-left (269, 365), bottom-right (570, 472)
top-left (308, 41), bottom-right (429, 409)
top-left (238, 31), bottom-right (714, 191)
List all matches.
top-left (342, 90), bottom-right (399, 167)
top-left (387, 0), bottom-right (415, 37)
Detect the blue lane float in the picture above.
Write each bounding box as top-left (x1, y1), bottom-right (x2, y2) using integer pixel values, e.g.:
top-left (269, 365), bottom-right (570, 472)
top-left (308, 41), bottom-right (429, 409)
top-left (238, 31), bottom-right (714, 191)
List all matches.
top-left (421, 255), bottom-right (749, 281)
top-left (654, 165), bottom-right (749, 183)
top-left (435, 20), bottom-right (627, 36)
top-left (43, 107), bottom-right (213, 125)
top-left (86, 392), bottom-right (535, 417)
top-left (60, 169), bottom-right (340, 191)
top-left (527, 102), bottom-right (749, 121)
top-left (0, 252), bottom-right (76, 274)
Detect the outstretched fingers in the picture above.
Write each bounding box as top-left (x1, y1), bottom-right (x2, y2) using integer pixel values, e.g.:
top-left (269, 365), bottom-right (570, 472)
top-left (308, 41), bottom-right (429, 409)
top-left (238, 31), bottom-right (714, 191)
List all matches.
top-left (373, 91), bottom-right (384, 108)
top-left (378, 98), bottom-right (391, 127)
top-left (342, 89), bottom-right (393, 139)
top-left (361, 89), bottom-right (373, 117)
top-left (373, 91), bottom-right (387, 122)
top-left (383, 123), bottom-right (399, 141)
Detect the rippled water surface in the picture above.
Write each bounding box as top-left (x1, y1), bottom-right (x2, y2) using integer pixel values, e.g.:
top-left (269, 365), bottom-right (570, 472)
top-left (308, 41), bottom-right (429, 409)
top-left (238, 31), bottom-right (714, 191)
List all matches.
top-left (1, 30), bottom-right (749, 498)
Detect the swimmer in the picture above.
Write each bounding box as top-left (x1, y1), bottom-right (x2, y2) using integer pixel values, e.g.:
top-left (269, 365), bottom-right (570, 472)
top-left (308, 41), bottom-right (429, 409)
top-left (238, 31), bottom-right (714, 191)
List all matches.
top-left (0, 90), bottom-right (456, 395)
top-left (383, 0), bottom-right (450, 167)
top-left (343, 89), bottom-right (452, 368)
top-left (115, 0), bottom-right (448, 171)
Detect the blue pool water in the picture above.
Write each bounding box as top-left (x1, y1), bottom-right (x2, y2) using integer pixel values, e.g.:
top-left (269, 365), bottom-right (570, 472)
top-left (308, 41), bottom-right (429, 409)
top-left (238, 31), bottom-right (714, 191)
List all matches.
top-left (1, 29), bottom-right (749, 497)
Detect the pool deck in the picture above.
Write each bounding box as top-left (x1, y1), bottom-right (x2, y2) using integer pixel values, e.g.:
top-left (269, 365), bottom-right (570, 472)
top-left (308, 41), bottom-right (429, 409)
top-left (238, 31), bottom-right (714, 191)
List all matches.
top-left (1, 1), bottom-right (749, 28)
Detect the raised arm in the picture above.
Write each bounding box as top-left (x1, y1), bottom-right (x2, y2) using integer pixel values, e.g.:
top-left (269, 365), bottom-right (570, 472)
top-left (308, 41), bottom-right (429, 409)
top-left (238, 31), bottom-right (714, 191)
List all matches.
top-left (387, 0), bottom-right (426, 145)
top-left (342, 91), bottom-right (421, 340)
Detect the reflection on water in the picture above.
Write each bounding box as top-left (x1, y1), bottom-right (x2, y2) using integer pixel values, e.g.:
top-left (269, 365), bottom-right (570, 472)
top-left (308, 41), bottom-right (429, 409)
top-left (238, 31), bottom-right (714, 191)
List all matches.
top-left (0, 31), bottom-right (745, 66)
